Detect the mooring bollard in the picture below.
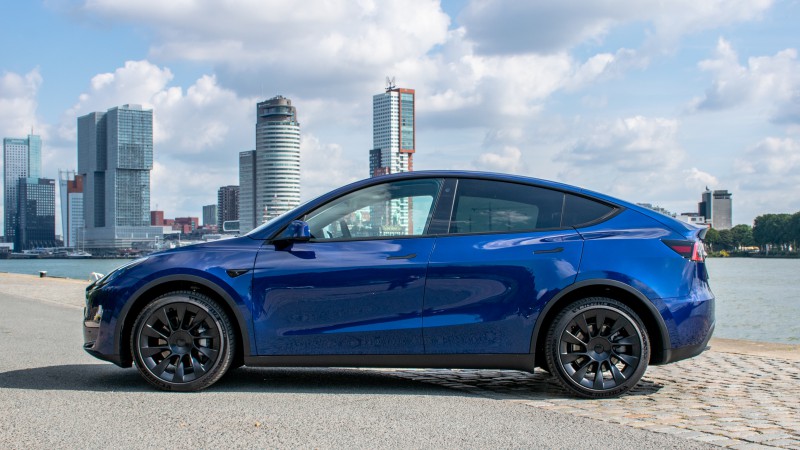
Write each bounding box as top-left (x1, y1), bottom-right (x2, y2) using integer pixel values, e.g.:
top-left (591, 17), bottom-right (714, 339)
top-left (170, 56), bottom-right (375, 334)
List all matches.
top-left (39, 271), bottom-right (47, 278)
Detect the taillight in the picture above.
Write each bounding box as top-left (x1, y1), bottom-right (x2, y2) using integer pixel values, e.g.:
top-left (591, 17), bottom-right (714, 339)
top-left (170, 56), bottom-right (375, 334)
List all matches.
top-left (663, 239), bottom-right (706, 262)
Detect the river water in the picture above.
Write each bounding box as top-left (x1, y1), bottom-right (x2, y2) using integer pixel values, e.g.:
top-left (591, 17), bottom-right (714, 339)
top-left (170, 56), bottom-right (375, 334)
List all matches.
top-left (0, 257), bottom-right (797, 344)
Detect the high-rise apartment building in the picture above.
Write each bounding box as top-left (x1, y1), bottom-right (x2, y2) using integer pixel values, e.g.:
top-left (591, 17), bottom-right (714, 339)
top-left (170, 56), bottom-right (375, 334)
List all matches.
top-left (369, 83), bottom-right (415, 177)
top-left (58, 170), bottom-right (84, 248)
top-left (369, 83), bottom-right (416, 234)
top-left (3, 134), bottom-right (41, 248)
top-left (217, 185), bottom-right (239, 232)
top-left (239, 96), bottom-right (301, 233)
top-left (698, 188), bottom-right (733, 230)
top-left (16, 177), bottom-right (56, 250)
top-left (77, 104), bottom-right (162, 251)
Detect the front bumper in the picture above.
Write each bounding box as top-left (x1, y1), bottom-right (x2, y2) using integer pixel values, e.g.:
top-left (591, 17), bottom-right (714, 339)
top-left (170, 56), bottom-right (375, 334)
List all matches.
top-left (83, 283), bottom-right (130, 367)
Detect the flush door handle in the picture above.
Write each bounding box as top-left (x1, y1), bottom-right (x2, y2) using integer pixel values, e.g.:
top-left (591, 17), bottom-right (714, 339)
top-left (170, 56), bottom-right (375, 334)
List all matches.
top-left (533, 247), bottom-right (564, 255)
top-left (386, 253), bottom-right (417, 260)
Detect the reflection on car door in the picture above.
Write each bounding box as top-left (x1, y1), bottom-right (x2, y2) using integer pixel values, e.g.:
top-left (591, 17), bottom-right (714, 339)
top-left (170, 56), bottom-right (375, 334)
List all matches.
top-left (251, 238), bottom-right (436, 355)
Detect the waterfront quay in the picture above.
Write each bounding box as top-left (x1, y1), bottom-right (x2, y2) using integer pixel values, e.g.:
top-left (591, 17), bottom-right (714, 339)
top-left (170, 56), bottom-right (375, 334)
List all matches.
top-left (1, 273), bottom-right (798, 449)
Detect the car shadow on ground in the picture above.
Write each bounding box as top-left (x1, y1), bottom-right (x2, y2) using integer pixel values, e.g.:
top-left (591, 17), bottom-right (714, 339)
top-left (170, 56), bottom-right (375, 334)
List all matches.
top-left (0, 364), bottom-right (664, 399)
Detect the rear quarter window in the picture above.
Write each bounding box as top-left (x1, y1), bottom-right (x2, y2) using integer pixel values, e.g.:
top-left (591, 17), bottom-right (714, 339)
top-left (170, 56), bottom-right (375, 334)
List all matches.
top-left (562, 194), bottom-right (617, 227)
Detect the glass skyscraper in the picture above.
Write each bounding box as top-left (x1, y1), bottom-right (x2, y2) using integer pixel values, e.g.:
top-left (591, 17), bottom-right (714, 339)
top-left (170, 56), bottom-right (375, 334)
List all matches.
top-left (16, 177), bottom-right (57, 250)
top-left (239, 96), bottom-right (301, 233)
top-left (3, 134), bottom-right (41, 248)
top-left (77, 104), bottom-right (162, 251)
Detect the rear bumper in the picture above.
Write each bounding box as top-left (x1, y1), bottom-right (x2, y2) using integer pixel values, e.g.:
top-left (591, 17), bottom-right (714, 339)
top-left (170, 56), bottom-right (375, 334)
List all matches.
top-left (660, 322), bottom-right (715, 364)
top-left (654, 288), bottom-right (715, 365)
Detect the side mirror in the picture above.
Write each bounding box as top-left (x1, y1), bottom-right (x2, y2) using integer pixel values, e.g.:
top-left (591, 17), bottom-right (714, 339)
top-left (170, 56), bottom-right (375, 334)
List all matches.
top-left (280, 220), bottom-right (311, 242)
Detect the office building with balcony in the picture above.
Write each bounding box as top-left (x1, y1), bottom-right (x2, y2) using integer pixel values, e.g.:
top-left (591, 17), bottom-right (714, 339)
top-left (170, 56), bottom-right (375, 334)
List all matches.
top-left (239, 96), bottom-right (301, 233)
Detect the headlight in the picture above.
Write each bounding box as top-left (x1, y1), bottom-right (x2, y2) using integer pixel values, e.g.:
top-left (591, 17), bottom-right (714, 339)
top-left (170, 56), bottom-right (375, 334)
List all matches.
top-left (93, 256), bottom-right (150, 288)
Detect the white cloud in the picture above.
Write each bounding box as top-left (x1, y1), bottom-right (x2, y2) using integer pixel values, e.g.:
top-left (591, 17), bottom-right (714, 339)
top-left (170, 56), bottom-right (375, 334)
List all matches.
top-left (83, 0), bottom-right (451, 98)
top-left (731, 136), bottom-right (800, 216)
top-left (0, 69), bottom-right (44, 138)
top-left (458, 0), bottom-right (772, 55)
top-left (734, 137), bottom-right (800, 187)
top-left (690, 38), bottom-right (800, 124)
top-left (473, 146), bottom-right (526, 173)
top-left (300, 133), bottom-right (363, 200)
top-left (560, 116), bottom-right (683, 172)
top-left (554, 116), bottom-right (711, 207)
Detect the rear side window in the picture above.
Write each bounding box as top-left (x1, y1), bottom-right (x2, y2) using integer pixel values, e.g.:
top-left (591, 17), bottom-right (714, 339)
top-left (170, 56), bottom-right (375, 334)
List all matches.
top-left (449, 179), bottom-right (564, 234)
top-left (562, 194), bottom-right (616, 227)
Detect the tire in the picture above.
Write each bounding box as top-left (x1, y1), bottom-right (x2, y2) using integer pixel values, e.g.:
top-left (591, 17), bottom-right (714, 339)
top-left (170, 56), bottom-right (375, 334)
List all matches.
top-left (545, 297), bottom-right (649, 398)
top-left (131, 291), bottom-right (236, 392)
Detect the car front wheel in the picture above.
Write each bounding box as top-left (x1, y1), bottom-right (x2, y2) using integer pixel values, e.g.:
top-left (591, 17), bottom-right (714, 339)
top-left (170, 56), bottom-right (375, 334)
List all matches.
top-left (131, 291), bottom-right (235, 391)
top-left (545, 297), bottom-right (649, 398)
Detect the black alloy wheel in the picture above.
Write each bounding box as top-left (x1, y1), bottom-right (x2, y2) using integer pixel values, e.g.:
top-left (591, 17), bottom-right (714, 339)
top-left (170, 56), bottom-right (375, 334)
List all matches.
top-left (545, 297), bottom-right (650, 398)
top-left (131, 291), bottom-right (235, 391)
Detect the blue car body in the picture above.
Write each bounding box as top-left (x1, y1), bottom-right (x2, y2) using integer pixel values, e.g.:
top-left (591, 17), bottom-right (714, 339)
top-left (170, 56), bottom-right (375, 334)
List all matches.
top-left (84, 171), bottom-right (714, 392)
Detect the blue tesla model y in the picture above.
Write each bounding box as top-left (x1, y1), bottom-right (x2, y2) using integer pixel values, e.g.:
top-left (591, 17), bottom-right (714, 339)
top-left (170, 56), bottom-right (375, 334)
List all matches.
top-left (83, 171), bottom-right (714, 398)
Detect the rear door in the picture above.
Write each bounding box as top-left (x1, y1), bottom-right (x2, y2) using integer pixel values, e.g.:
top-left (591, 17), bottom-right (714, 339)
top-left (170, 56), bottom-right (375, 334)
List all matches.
top-left (422, 178), bottom-right (584, 354)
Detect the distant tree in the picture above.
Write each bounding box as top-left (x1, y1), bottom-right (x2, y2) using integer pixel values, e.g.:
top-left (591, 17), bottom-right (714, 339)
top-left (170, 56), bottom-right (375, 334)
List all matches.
top-left (730, 224), bottom-right (754, 249)
top-left (791, 212), bottom-right (800, 250)
top-left (754, 214), bottom-right (793, 251)
top-left (705, 228), bottom-right (720, 252)
top-left (717, 229), bottom-right (734, 251)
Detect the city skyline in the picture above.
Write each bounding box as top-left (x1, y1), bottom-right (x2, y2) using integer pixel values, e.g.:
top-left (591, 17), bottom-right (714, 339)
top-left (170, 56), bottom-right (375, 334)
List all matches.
top-left (2, 1), bottom-right (800, 230)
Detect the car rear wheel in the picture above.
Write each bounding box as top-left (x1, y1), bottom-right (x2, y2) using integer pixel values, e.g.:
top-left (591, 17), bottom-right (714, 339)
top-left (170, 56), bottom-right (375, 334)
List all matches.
top-left (545, 297), bottom-right (649, 398)
top-left (131, 291), bottom-right (235, 391)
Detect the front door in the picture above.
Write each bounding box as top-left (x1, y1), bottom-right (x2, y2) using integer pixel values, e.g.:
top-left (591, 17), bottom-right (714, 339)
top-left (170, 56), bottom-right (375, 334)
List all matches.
top-left (251, 178), bottom-right (444, 355)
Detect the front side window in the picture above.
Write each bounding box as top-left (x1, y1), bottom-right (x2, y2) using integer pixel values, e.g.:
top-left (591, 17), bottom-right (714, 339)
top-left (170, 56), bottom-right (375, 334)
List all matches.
top-left (449, 179), bottom-right (565, 234)
top-left (304, 179), bottom-right (442, 240)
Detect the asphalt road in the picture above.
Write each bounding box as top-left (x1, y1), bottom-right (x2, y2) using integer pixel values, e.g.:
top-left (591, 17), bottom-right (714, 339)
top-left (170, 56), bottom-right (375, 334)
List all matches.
top-left (0, 288), bottom-right (713, 449)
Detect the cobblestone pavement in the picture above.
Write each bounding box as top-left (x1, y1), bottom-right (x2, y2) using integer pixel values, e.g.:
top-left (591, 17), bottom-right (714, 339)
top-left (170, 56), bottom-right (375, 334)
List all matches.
top-left (375, 352), bottom-right (800, 449)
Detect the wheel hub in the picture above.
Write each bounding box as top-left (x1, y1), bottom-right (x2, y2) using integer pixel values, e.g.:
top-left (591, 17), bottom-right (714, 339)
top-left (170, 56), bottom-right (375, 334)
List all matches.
top-left (169, 331), bottom-right (194, 355)
top-left (587, 337), bottom-right (611, 361)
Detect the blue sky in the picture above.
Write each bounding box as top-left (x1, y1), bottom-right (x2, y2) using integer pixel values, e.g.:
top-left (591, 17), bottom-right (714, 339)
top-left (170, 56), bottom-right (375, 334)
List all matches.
top-left (2, 0), bottom-right (800, 231)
